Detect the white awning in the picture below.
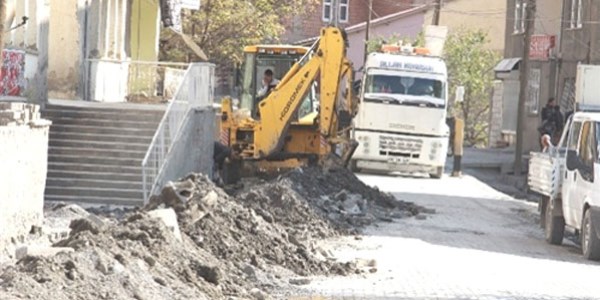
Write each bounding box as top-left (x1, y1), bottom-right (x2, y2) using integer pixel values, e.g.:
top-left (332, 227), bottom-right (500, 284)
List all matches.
top-left (494, 58), bottom-right (521, 72)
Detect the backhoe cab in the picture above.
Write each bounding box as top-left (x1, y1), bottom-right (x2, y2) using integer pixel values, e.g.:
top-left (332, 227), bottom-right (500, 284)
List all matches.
top-left (219, 27), bottom-right (357, 178)
top-left (237, 45), bottom-right (316, 120)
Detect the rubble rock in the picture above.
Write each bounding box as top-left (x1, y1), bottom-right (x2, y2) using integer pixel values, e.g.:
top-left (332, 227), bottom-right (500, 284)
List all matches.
top-left (147, 208), bottom-right (182, 242)
top-left (289, 278), bottom-right (311, 285)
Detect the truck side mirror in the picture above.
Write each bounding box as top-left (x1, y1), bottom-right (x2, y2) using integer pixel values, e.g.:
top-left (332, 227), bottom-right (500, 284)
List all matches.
top-left (566, 150), bottom-right (580, 171)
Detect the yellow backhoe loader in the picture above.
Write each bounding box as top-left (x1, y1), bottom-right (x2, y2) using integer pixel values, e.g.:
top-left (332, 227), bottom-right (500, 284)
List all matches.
top-left (218, 27), bottom-right (358, 182)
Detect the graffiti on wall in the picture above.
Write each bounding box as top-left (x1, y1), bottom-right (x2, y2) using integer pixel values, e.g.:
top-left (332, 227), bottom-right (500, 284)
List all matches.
top-left (0, 49), bottom-right (26, 96)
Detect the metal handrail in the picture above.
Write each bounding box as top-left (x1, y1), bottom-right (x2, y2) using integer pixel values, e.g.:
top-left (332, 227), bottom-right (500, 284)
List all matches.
top-left (141, 63), bottom-right (215, 203)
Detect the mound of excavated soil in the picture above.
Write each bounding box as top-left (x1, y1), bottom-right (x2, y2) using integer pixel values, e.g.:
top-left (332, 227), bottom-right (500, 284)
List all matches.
top-left (1, 166), bottom-right (422, 300)
top-left (147, 173), bottom-right (356, 278)
top-left (1, 214), bottom-right (236, 300)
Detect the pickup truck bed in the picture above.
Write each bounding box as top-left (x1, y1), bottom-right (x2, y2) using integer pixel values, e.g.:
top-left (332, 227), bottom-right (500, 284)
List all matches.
top-left (528, 152), bottom-right (562, 198)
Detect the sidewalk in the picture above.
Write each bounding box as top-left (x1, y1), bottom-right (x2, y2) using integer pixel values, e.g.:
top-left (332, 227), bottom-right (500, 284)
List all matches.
top-left (447, 147), bottom-right (528, 174)
top-left (448, 147), bottom-right (532, 200)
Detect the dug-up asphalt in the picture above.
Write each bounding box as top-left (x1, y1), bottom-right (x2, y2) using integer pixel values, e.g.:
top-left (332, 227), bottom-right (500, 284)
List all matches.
top-left (286, 173), bottom-right (600, 300)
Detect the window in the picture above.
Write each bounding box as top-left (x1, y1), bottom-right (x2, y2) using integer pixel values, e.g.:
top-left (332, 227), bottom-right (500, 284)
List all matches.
top-left (514, 0), bottom-right (526, 34)
top-left (577, 121), bottom-right (596, 181)
top-left (567, 121), bottom-right (582, 151)
top-left (339, 0), bottom-right (349, 23)
top-left (569, 0), bottom-right (583, 29)
top-left (323, 0), bottom-right (332, 22)
top-left (527, 68), bottom-right (541, 115)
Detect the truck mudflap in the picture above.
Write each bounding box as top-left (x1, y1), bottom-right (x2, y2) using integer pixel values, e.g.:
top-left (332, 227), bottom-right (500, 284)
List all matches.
top-left (528, 152), bottom-right (561, 198)
top-left (590, 206), bottom-right (600, 240)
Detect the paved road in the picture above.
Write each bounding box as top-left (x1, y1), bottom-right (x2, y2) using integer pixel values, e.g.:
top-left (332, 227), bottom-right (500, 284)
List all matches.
top-left (289, 174), bottom-right (600, 300)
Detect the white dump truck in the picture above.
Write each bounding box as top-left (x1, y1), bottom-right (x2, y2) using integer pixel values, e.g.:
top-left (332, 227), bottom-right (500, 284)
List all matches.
top-left (528, 64), bottom-right (600, 261)
top-left (350, 44), bottom-right (449, 178)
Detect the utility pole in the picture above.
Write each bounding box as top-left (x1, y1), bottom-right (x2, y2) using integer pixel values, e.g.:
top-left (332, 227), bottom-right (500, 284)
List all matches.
top-left (363, 0), bottom-right (373, 65)
top-left (0, 0), bottom-right (6, 61)
top-left (332, 0), bottom-right (339, 27)
top-left (432, 0), bottom-right (442, 25)
top-left (515, 0), bottom-right (536, 175)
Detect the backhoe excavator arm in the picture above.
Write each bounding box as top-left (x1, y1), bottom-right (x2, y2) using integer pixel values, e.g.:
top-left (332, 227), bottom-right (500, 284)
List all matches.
top-left (254, 27), bottom-right (348, 158)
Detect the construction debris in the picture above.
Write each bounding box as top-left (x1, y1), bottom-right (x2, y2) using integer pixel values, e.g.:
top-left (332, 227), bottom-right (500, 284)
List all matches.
top-left (1, 166), bottom-right (422, 299)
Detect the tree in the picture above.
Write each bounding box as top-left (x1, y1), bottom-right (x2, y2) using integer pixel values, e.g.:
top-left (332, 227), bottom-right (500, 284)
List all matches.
top-left (444, 28), bottom-right (500, 146)
top-left (160, 0), bottom-right (318, 65)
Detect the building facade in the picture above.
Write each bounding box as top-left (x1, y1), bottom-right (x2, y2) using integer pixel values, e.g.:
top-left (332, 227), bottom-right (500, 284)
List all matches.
top-left (283, 0), bottom-right (414, 43)
top-left (423, 0), bottom-right (507, 52)
top-left (3, 0), bottom-right (50, 102)
top-left (493, 0), bottom-right (562, 152)
top-left (556, 0), bottom-right (600, 114)
top-left (50, 0), bottom-right (163, 102)
top-left (495, 0), bottom-right (599, 153)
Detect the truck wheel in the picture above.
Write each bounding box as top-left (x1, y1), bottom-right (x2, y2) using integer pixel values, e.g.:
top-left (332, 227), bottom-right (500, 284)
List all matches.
top-left (544, 198), bottom-right (565, 245)
top-left (429, 166), bottom-right (444, 179)
top-left (582, 209), bottom-right (600, 261)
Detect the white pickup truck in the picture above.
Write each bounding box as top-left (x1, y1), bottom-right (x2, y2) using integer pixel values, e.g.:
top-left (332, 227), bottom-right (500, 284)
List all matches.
top-left (528, 65), bottom-right (600, 261)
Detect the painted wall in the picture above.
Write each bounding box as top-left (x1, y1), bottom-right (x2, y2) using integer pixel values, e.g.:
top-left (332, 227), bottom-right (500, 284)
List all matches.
top-left (346, 12), bottom-right (425, 73)
top-left (130, 0), bottom-right (160, 61)
top-left (48, 0), bottom-right (82, 99)
top-left (424, 0), bottom-right (507, 52)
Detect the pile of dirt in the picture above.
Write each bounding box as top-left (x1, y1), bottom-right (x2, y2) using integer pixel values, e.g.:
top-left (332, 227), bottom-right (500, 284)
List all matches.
top-left (1, 166), bottom-right (421, 299)
top-left (0, 214), bottom-right (239, 300)
top-left (238, 166), bottom-right (421, 231)
top-left (146, 173), bottom-right (356, 278)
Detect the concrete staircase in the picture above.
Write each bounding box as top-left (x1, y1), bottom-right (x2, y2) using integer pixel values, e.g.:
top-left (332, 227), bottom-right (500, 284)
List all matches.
top-left (42, 102), bottom-right (165, 206)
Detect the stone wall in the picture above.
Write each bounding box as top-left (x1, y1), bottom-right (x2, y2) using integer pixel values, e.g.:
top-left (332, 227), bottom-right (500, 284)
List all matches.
top-left (489, 81), bottom-right (504, 147)
top-left (0, 102), bottom-right (51, 245)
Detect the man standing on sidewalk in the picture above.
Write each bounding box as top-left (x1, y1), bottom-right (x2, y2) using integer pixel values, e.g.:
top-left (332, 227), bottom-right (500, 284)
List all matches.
top-left (539, 98), bottom-right (563, 147)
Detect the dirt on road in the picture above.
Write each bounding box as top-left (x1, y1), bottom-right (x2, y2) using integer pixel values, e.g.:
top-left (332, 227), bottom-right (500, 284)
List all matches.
top-left (0, 166), bottom-right (420, 299)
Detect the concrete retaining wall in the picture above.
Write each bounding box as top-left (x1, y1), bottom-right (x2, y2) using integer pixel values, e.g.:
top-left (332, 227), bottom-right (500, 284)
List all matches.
top-left (0, 102), bottom-right (51, 245)
top-left (152, 107), bottom-right (215, 195)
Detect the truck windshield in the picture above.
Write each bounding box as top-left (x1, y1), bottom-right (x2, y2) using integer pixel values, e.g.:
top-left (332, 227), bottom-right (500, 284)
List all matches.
top-left (363, 74), bottom-right (445, 108)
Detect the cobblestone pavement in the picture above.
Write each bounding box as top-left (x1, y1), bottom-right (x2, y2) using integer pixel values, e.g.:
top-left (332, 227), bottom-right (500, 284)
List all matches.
top-left (285, 174), bottom-right (600, 300)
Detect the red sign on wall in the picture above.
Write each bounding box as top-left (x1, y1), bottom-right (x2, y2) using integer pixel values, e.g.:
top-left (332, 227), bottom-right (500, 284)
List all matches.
top-left (530, 35), bottom-right (556, 60)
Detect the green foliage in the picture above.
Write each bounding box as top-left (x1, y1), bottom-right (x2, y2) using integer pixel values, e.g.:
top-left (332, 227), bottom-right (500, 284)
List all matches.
top-left (444, 28), bottom-right (500, 146)
top-left (160, 0), bottom-right (318, 65)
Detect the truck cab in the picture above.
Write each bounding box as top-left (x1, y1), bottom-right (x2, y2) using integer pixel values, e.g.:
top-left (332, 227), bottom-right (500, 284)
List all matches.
top-left (351, 49), bottom-right (449, 178)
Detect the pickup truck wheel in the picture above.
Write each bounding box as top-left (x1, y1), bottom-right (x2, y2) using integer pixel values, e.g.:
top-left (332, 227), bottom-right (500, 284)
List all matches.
top-left (429, 167), bottom-right (444, 179)
top-left (582, 209), bottom-right (600, 261)
top-left (544, 198), bottom-right (565, 245)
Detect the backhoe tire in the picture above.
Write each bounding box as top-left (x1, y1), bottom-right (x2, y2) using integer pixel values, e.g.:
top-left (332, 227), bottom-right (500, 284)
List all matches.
top-left (582, 209), bottom-right (600, 261)
top-left (544, 198), bottom-right (565, 245)
top-left (429, 166), bottom-right (444, 179)
top-left (349, 160), bottom-right (361, 173)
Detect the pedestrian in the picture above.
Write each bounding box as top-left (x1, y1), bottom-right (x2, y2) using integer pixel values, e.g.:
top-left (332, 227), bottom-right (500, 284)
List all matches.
top-left (538, 98), bottom-right (563, 148)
